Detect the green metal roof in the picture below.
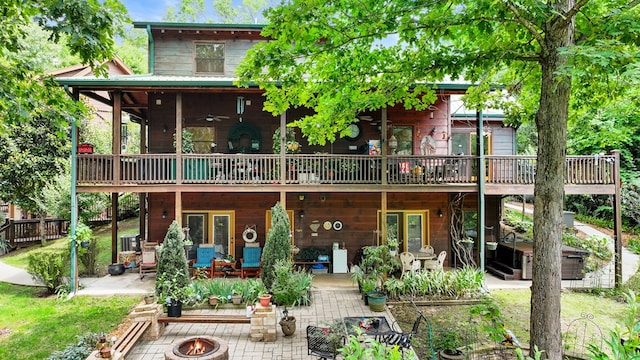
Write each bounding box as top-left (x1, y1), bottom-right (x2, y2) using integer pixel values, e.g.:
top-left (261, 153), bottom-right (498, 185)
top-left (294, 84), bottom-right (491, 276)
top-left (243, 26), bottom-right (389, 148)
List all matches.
top-left (55, 74), bottom-right (475, 91)
top-left (133, 22), bottom-right (265, 30)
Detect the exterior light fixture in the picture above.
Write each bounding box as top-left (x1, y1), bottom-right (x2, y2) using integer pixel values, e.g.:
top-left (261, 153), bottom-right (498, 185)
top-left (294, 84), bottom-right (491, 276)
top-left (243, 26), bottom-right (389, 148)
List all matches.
top-left (162, 209), bottom-right (167, 219)
top-left (237, 96), bottom-right (245, 122)
top-left (437, 208), bottom-right (443, 218)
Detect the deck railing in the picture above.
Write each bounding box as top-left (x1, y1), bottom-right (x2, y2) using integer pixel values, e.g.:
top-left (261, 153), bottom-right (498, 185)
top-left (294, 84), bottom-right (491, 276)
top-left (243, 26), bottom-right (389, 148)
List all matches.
top-left (75, 153), bottom-right (616, 186)
top-left (0, 219), bottom-right (69, 249)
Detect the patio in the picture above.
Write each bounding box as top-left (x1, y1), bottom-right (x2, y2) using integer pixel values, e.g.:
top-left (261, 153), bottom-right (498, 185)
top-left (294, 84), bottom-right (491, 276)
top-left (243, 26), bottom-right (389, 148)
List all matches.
top-left (124, 273), bottom-right (403, 360)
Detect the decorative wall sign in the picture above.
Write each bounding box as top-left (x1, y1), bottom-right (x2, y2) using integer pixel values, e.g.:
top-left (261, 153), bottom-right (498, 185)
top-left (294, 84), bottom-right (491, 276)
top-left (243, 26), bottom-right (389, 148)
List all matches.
top-left (323, 221), bottom-right (332, 230)
top-left (333, 221), bottom-right (343, 231)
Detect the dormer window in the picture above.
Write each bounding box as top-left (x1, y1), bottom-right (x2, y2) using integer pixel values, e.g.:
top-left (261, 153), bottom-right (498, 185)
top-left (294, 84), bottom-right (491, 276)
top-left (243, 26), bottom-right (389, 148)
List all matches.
top-left (195, 42), bottom-right (224, 74)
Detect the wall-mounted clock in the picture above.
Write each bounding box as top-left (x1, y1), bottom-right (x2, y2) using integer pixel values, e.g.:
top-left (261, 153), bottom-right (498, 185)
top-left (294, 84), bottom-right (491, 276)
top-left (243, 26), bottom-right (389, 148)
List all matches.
top-left (346, 123), bottom-right (362, 141)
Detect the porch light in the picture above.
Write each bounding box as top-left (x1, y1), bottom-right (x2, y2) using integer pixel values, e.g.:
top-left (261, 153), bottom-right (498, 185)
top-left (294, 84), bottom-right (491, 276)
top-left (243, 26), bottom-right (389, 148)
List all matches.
top-left (162, 209), bottom-right (167, 219)
top-left (388, 135), bottom-right (398, 154)
top-left (437, 208), bottom-right (443, 218)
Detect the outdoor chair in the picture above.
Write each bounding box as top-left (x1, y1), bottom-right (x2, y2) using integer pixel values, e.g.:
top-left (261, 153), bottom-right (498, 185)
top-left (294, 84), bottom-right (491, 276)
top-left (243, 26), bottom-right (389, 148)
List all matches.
top-left (400, 251), bottom-right (420, 277)
top-left (193, 246), bottom-right (216, 270)
top-left (381, 313), bottom-right (432, 355)
top-left (418, 245), bottom-right (434, 257)
top-left (306, 325), bottom-right (344, 360)
top-left (240, 246), bottom-right (262, 278)
top-left (424, 251), bottom-right (446, 271)
top-left (139, 247), bottom-right (157, 279)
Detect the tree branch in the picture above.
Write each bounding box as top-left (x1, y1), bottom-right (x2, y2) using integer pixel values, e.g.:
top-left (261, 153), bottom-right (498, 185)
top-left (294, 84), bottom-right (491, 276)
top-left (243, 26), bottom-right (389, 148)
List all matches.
top-left (557, 0), bottom-right (591, 28)
top-left (504, 0), bottom-right (545, 46)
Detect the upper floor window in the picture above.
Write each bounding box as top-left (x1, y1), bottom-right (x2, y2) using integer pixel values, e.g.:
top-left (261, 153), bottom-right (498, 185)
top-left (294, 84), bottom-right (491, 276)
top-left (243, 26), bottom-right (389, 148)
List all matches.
top-left (195, 43), bottom-right (224, 74)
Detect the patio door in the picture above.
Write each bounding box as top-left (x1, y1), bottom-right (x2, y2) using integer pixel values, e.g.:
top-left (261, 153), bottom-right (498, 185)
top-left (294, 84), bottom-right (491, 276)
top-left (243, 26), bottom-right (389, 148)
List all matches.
top-left (182, 211), bottom-right (235, 258)
top-left (211, 212), bottom-right (234, 258)
top-left (378, 211), bottom-right (430, 252)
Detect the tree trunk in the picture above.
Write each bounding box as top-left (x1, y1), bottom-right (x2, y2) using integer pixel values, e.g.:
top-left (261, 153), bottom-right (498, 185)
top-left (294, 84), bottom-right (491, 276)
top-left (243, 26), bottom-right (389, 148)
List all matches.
top-left (530, 2), bottom-right (574, 358)
top-left (39, 212), bottom-right (47, 246)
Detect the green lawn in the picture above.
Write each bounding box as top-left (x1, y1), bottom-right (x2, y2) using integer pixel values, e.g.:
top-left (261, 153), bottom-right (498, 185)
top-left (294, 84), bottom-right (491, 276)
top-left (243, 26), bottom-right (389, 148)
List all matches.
top-left (0, 218), bottom-right (142, 359)
top-left (0, 282), bottom-right (139, 360)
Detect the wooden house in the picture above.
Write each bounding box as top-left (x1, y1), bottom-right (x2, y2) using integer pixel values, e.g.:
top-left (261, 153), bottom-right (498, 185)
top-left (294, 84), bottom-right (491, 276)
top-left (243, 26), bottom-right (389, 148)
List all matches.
top-left (56, 22), bottom-right (620, 279)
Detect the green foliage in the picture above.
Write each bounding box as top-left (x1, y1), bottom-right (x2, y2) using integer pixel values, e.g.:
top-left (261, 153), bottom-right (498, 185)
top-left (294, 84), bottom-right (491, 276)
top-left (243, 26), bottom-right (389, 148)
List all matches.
top-left (47, 332), bottom-right (101, 360)
top-left (562, 231), bottom-right (613, 273)
top-left (27, 250), bottom-right (68, 294)
top-left (261, 202), bottom-right (292, 290)
top-left (393, 267), bottom-right (485, 300)
top-left (271, 258), bottom-right (313, 306)
top-left (341, 331), bottom-right (416, 359)
top-left (432, 325), bottom-right (464, 354)
top-left (173, 128), bottom-right (195, 153)
top-left (361, 245), bottom-right (400, 288)
top-left (156, 220), bottom-right (191, 302)
top-left (43, 173), bottom-right (109, 224)
top-left (628, 236), bottom-right (640, 255)
top-left (78, 238), bottom-right (101, 276)
top-left (587, 290), bottom-right (640, 360)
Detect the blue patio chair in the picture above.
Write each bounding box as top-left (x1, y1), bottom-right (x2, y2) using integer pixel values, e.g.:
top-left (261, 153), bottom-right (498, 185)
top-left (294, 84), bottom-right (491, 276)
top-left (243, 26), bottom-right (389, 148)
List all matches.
top-left (193, 246), bottom-right (215, 269)
top-left (240, 247), bottom-right (262, 278)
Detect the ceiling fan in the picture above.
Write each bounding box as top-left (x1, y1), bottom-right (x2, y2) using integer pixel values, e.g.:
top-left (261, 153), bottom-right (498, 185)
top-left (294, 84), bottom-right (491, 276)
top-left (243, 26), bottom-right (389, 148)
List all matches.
top-left (203, 114), bottom-right (230, 122)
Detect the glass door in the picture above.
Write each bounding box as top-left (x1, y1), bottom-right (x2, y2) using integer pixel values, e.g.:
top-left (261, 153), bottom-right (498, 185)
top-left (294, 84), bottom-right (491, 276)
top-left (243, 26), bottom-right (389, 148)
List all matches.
top-left (211, 212), bottom-right (234, 258)
top-left (185, 214), bottom-right (206, 246)
top-left (404, 212), bottom-right (429, 253)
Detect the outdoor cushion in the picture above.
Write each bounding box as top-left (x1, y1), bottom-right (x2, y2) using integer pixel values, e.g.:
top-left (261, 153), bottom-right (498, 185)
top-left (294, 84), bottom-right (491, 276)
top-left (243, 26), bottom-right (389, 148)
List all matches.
top-left (193, 247), bottom-right (215, 268)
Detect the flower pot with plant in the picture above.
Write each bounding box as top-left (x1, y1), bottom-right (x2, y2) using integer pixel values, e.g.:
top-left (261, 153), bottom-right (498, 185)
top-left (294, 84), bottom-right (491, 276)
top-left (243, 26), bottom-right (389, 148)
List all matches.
top-left (231, 290), bottom-right (243, 305)
top-left (460, 237), bottom-right (474, 250)
top-left (360, 245), bottom-right (400, 312)
top-left (258, 293), bottom-right (272, 307)
top-left (144, 294), bottom-right (155, 304)
top-left (435, 326), bottom-right (465, 360)
top-left (156, 221), bottom-right (192, 317)
top-left (279, 307), bottom-right (296, 336)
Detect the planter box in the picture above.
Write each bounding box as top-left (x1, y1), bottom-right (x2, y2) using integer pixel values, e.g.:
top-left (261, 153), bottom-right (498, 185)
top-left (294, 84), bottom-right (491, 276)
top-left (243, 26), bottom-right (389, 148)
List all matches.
top-left (310, 267), bottom-right (328, 274)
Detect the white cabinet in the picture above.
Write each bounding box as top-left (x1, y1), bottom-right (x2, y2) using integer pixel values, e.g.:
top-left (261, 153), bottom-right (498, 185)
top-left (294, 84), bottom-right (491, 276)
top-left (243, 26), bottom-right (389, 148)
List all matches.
top-left (333, 249), bottom-right (348, 273)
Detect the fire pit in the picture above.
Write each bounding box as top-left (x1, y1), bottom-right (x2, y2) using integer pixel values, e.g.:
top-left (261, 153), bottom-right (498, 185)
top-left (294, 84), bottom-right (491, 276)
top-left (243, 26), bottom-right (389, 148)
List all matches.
top-left (164, 336), bottom-right (228, 360)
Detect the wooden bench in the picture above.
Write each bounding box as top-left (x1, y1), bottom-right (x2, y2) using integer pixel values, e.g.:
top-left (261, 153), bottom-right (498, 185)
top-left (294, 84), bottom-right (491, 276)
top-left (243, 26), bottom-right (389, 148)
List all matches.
top-left (157, 314), bottom-right (250, 324)
top-left (87, 321), bottom-right (151, 360)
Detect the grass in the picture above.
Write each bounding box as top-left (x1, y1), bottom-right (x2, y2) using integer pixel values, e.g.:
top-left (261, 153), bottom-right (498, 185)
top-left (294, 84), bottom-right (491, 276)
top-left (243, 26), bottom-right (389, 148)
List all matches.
top-left (0, 218), bottom-right (142, 359)
top-left (0, 282), bottom-right (139, 360)
top-left (3, 217), bottom-right (140, 275)
top-left (389, 289), bottom-right (628, 359)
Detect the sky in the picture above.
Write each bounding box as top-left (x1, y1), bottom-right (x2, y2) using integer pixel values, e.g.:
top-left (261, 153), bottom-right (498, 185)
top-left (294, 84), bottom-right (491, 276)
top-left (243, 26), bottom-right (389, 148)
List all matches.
top-left (121, 0), bottom-right (177, 21)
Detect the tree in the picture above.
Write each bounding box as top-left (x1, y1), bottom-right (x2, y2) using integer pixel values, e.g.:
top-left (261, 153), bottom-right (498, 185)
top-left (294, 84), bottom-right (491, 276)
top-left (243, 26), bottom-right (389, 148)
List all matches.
top-left (163, 0), bottom-right (276, 23)
top-left (237, 1), bottom-right (640, 357)
top-left (156, 220), bottom-right (191, 301)
top-left (261, 202), bottom-right (291, 291)
top-left (0, 0), bottom-right (128, 128)
top-left (0, 117), bottom-right (70, 244)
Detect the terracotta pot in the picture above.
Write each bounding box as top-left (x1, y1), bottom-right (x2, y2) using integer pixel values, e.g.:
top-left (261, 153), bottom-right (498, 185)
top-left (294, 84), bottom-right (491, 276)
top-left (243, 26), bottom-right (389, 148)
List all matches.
top-left (144, 294), bottom-right (155, 304)
top-left (258, 294), bottom-right (272, 307)
top-left (232, 294), bottom-right (243, 305)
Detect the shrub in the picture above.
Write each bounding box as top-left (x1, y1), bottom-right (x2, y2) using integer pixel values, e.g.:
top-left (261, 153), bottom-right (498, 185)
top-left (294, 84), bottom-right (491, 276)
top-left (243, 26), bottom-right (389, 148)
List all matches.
top-left (156, 221), bottom-right (190, 301)
top-left (628, 236), bottom-right (640, 255)
top-left (27, 250), bottom-right (68, 294)
top-left (562, 231), bottom-right (613, 273)
top-left (46, 332), bottom-right (101, 360)
top-left (261, 202), bottom-right (291, 291)
top-left (271, 258), bottom-right (313, 306)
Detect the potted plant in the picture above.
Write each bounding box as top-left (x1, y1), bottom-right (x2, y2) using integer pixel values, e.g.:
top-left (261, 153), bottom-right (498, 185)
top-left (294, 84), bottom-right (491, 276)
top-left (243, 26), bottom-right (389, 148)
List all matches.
top-left (156, 220), bottom-right (191, 317)
top-left (258, 292), bottom-right (272, 307)
top-left (279, 307), bottom-right (296, 336)
top-left (143, 293), bottom-right (155, 304)
top-left (486, 241), bottom-right (498, 251)
top-left (460, 237), bottom-right (474, 250)
top-left (386, 225), bottom-right (399, 256)
top-left (435, 326), bottom-right (465, 360)
top-left (157, 272), bottom-right (192, 317)
top-left (231, 289), bottom-right (243, 305)
top-left (360, 245), bottom-right (400, 312)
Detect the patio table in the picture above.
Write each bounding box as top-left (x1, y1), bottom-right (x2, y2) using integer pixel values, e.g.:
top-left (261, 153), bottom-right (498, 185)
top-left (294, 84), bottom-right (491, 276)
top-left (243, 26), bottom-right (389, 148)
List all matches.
top-left (342, 316), bottom-right (393, 341)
